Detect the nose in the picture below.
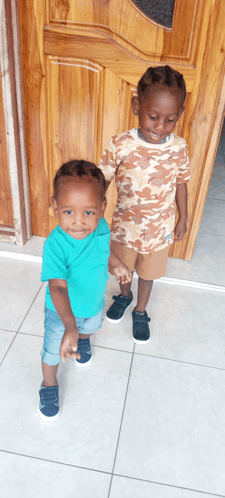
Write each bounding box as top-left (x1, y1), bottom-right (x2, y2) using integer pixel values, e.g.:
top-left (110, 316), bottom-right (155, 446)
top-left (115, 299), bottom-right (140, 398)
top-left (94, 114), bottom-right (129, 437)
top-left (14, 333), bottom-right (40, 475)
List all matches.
top-left (72, 211), bottom-right (84, 225)
top-left (155, 119), bottom-right (166, 132)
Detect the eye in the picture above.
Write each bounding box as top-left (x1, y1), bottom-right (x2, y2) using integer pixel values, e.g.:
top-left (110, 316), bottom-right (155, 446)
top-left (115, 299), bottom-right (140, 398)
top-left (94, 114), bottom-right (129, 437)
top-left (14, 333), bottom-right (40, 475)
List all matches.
top-left (85, 211), bottom-right (93, 216)
top-left (167, 119), bottom-right (175, 123)
top-left (149, 116), bottom-right (157, 120)
top-left (65, 210), bottom-right (73, 215)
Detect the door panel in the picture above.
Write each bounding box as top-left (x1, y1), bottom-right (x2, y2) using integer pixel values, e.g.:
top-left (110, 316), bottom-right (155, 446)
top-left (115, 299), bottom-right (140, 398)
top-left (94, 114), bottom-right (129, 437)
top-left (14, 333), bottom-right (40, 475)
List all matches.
top-left (18, 0), bottom-right (225, 259)
top-left (49, 0), bottom-right (198, 61)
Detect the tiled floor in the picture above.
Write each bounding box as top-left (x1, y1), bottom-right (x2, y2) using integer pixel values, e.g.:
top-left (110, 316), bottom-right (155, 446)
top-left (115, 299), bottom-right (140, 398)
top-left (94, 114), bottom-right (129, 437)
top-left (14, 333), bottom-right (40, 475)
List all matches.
top-left (1, 272), bottom-right (225, 496)
top-left (0, 125), bottom-right (225, 497)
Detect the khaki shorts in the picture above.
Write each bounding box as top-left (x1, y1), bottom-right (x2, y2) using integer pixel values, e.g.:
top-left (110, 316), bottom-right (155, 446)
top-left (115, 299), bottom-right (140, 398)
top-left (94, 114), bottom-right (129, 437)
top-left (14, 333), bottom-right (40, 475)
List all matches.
top-left (111, 241), bottom-right (170, 281)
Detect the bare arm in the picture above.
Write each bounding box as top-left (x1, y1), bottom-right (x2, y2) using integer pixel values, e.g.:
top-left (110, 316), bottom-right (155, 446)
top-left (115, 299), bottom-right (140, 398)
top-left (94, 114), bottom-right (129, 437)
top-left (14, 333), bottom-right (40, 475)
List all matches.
top-left (174, 183), bottom-right (188, 242)
top-left (49, 279), bottom-right (80, 362)
top-left (108, 248), bottom-right (132, 284)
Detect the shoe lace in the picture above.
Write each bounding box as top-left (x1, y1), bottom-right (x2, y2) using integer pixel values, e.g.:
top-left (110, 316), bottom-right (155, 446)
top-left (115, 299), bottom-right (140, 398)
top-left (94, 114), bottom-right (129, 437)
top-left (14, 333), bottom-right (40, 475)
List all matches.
top-left (40, 387), bottom-right (59, 406)
top-left (77, 338), bottom-right (90, 353)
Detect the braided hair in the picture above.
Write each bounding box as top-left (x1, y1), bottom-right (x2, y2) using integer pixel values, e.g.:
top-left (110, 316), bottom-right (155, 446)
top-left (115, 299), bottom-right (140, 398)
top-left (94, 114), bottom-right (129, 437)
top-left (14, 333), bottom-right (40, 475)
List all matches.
top-left (53, 160), bottom-right (106, 199)
top-left (138, 65), bottom-right (186, 103)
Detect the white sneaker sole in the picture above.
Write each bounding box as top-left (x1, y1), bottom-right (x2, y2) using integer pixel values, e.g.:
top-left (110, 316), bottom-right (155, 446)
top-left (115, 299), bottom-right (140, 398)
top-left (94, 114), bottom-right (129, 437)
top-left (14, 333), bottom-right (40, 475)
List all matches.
top-left (132, 335), bottom-right (151, 345)
top-left (38, 408), bottom-right (60, 421)
top-left (105, 301), bottom-right (133, 323)
top-left (76, 354), bottom-right (93, 368)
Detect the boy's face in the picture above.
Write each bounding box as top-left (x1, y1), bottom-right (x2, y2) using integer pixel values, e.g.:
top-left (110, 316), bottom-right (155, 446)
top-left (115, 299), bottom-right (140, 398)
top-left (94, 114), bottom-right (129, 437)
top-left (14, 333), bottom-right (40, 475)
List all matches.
top-left (132, 85), bottom-right (184, 144)
top-left (52, 178), bottom-right (106, 240)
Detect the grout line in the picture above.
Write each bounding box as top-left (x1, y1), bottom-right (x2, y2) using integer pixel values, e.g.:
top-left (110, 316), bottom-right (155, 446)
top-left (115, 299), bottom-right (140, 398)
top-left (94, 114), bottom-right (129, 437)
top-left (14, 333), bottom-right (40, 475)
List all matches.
top-left (112, 473), bottom-right (225, 497)
top-left (0, 334), bottom-right (18, 368)
top-left (107, 344), bottom-right (135, 498)
top-left (133, 351), bottom-right (225, 372)
top-left (197, 231), bottom-right (225, 238)
top-left (0, 328), bottom-right (16, 333)
top-left (204, 197), bottom-right (225, 203)
top-left (0, 449), bottom-right (111, 476)
top-left (206, 196), bottom-right (225, 201)
top-left (0, 284), bottom-right (44, 368)
top-left (1, 447), bottom-right (223, 497)
top-left (17, 283), bottom-right (44, 332)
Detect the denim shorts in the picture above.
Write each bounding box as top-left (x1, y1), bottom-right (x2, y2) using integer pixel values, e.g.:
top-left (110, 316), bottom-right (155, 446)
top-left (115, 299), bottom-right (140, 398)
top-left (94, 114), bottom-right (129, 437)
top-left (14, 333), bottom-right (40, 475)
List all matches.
top-left (40, 303), bottom-right (105, 366)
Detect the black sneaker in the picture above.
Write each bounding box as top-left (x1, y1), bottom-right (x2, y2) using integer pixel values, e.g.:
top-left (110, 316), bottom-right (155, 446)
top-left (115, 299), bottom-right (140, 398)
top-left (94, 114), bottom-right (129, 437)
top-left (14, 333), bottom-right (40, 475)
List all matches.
top-left (132, 310), bottom-right (151, 344)
top-left (106, 292), bottom-right (133, 323)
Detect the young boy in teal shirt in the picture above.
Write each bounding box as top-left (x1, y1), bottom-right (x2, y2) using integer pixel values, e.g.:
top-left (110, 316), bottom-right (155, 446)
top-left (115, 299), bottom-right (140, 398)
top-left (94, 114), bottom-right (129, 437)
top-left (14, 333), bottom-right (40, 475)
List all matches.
top-left (39, 160), bottom-right (131, 421)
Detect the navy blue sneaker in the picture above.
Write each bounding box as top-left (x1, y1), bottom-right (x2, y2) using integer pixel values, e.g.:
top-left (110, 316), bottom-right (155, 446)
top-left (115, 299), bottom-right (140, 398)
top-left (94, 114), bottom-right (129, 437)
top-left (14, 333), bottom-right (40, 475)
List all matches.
top-left (38, 383), bottom-right (59, 421)
top-left (132, 310), bottom-right (151, 344)
top-left (76, 337), bottom-right (93, 367)
top-left (106, 292), bottom-right (133, 323)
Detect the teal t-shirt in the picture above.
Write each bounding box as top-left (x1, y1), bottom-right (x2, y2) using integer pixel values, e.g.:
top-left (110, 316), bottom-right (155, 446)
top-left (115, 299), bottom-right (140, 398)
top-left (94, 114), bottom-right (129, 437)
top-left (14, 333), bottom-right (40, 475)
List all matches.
top-left (41, 218), bottom-right (110, 318)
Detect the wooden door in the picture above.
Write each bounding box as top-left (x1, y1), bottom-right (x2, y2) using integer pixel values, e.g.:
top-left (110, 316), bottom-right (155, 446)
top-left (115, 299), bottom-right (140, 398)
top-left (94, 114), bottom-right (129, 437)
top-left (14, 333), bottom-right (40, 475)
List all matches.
top-left (18, 0), bottom-right (225, 259)
top-left (0, 72), bottom-right (14, 238)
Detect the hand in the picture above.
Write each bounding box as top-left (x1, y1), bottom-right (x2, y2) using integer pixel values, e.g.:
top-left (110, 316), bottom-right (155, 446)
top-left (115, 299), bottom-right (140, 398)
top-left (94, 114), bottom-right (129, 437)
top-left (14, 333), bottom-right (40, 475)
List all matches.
top-left (174, 218), bottom-right (187, 242)
top-left (111, 263), bottom-right (132, 284)
top-left (60, 326), bottom-right (80, 363)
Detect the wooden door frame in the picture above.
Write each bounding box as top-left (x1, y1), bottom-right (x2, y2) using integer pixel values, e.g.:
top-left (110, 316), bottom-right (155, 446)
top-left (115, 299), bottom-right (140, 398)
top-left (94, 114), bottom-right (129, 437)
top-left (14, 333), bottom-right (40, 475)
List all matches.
top-left (186, 71), bottom-right (225, 258)
top-left (0, 0), bottom-right (31, 244)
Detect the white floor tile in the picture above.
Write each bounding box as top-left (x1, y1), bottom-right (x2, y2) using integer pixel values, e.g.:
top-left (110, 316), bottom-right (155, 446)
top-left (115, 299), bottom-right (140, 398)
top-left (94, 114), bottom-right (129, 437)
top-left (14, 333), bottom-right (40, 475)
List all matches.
top-left (207, 161), bottom-right (225, 201)
top-left (110, 475), bottom-right (215, 497)
top-left (0, 451), bottom-right (110, 498)
top-left (0, 259), bottom-right (42, 331)
top-left (0, 330), bottom-right (16, 362)
top-left (166, 232), bottom-right (225, 286)
top-left (198, 198), bottom-right (225, 237)
top-left (135, 283), bottom-right (225, 369)
top-left (0, 333), bottom-right (131, 473)
top-left (114, 355), bottom-right (225, 495)
top-left (19, 284), bottom-right (46, 336)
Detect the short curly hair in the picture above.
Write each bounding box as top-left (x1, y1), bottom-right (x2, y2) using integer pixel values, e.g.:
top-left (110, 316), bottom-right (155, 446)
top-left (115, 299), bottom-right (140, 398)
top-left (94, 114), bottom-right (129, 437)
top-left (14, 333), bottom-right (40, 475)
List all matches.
top-left (53, 160), bottom-right (106, 200)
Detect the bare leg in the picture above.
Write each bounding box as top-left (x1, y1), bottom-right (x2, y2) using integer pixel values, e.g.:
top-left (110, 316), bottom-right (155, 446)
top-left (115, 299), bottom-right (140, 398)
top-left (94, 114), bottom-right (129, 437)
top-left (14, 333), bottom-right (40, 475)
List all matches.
top-left (134, 277), bottom-right (153, 313)
top-left (119, 274), bottom-right (133, 299)
top-left (79, 333), bottom-right (91, 339)
top-left (42, 333), bottom-right (92, 383)
top-left (42, 362), bottom-right (59, 388)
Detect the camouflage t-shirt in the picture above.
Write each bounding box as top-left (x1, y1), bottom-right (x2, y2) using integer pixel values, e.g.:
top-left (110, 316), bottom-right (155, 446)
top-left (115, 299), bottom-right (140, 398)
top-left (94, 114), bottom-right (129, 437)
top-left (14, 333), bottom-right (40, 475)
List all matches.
top-left (99, 129), bottom-right (190, 253)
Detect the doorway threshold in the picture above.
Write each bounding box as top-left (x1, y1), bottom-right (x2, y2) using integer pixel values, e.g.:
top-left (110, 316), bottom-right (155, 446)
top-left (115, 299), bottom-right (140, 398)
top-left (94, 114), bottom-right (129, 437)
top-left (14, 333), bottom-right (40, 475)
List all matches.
top-left (0, 237), bottom-right (224, 294)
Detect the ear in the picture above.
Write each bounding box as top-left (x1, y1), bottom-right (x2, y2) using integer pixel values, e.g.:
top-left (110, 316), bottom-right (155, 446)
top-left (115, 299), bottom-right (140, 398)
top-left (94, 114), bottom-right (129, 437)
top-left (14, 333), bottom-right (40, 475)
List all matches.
top-left (131, 96), bottom-right (140, 116)
top-left (51, 197), bottom-right (58, 217)
top-left (178, 105), bottom-right (185, 118)
top-left (100, 196), bottom-right (107, 218)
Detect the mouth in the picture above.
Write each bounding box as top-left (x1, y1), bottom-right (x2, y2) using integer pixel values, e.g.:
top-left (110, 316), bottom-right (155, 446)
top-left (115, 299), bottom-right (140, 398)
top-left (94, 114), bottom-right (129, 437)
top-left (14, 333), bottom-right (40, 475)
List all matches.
top-left (69, 229), bottom-right (87, 234)
top-left (149, 132), bottom-right (162, 139)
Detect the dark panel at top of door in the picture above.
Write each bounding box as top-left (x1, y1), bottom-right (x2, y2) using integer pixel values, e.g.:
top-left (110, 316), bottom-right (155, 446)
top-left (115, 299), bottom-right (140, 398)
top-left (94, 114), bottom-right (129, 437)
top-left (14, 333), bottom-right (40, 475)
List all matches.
top-left (131, 0), bottom-right (175, 28)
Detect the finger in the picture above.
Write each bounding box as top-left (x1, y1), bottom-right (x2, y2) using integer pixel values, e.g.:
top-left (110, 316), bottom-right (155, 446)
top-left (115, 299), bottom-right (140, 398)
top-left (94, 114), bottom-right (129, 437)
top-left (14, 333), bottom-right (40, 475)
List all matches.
top-left (174, 233), bottom-right (183, 242)
top-left (66, 351), bottom-right (81, 360)
top-left (60, 350), bottom-right (66, 363)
